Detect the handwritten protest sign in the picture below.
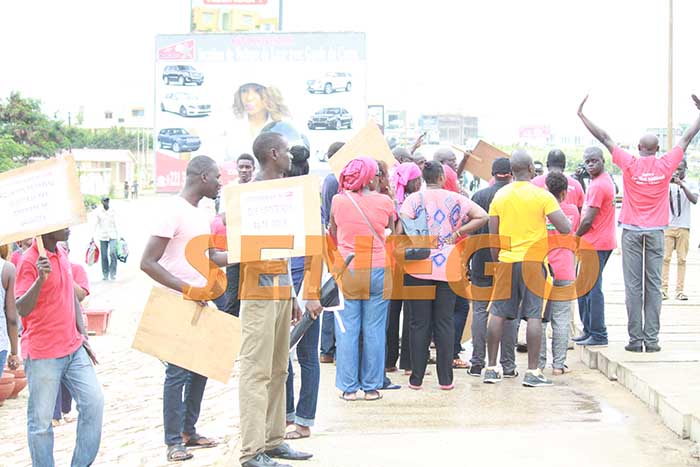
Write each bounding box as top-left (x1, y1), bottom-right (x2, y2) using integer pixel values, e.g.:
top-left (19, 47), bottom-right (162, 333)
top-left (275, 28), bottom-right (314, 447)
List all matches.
top-left (328, 120), bottom-right (396, 178)
top-left (222, 175), bottom-right (322, 263)
top-left (133, 286), bottom-right (241, 383)
top-left (0, 156), bottom-right (86, 246)
top-left (452, 140), bottom-right (509, 181)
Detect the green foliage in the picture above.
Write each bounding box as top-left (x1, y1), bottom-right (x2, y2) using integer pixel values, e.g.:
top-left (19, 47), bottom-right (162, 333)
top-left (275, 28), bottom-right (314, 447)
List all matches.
top-left (83, 194), bottom-right (102, 211)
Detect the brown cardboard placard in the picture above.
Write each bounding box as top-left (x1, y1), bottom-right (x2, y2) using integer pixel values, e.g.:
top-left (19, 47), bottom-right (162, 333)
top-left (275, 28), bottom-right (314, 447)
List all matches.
top-left (0, 156), bottom-right (86, 246)
top-left (328, 120), bottom-right (396, 178)
top-left (222, 174), bottom-right (322, 264)
top-left (132, 287), bottom-right (241, 383)
top-left (452, 140), bottom-right (509, 181)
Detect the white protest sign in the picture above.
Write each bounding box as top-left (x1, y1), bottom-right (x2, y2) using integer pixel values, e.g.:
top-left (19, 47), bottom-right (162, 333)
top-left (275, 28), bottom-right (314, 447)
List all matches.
top-left (0, 156), bottom-right (86, 246)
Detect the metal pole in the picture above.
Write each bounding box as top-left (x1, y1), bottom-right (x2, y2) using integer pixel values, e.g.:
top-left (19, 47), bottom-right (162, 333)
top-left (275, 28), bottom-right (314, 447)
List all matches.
top-left (667, 0), bottom-right (673, 151)
top-left (278, 0), bottom-right (283, 31)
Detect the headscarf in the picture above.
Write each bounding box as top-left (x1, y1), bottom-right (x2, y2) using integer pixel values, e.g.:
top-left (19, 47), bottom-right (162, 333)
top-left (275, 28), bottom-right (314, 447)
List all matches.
top-left (391, 162), bottom-right (422, 203)
top-left (338, 156), bottom-right (377, 192)
top-left (442, 164), bottom-right (459, 193)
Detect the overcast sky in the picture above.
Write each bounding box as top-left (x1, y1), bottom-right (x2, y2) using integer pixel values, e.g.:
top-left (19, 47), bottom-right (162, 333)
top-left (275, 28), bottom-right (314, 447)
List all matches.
top-left (2, 0), bottom-right (699, 142)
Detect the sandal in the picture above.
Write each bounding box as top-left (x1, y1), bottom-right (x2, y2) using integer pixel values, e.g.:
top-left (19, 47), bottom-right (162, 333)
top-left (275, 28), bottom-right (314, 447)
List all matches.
top-left (284, 425), bottom-right (310, 440)
top-left (364, 390), bottom-right (383, 401)
top-left (676, 292), bottom-right (688, 301)
top-left (452, 359), bottom-right (470, 369)
top-left (339, 391), bottom-right (357, 401)
top-left (183, 433), bottom-right (218, 448)
top-left (552, 366), bottom-right (570, 376)
top-left (167, 444), bottom-right (194, 462)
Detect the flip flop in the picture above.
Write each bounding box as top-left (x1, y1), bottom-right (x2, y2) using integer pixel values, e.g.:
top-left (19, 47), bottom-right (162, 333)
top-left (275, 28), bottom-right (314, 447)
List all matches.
top-left (284, 426), bottom-right (310, 440)
top-left (452, 359), bottom-right (470, 369)
top-left (184, 433), bottom-right (218, 448)
top-left (339, 391), bottom-right (357, 401)
top-left (167, 444), bottom-right (194, 462)
top-left (382, 383), bottom-right (401, 390)
top-left (364, 390), bottom-right (383, 401)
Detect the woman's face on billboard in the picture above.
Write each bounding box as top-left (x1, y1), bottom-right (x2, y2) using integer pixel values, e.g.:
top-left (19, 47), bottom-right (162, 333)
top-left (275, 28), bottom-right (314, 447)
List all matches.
top-left (240, 85), bottom-right (264, 116)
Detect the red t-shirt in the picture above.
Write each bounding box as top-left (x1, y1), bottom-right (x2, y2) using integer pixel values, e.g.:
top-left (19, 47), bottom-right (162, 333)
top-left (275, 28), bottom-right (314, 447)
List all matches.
top-left (547, 202), bottom-right (580, 281)
top-left (442, 165), bottom-right (459, 193)
top-left (15, 242), bottom-right (83, 360)
top-left (10, 249), bottom-right (22, 268)
top-left (581, 173), bottom-right (617, 250)
top-left (531, 174), bottom-right (585, 209)
top-left (613, 145), bottom-right (684, 228)
top-left (210, 214), bottom-right (227, 250)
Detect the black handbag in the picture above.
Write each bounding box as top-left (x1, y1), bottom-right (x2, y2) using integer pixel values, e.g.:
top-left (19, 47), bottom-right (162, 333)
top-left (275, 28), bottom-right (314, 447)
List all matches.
top-left (398, 192), bottom-right (431, 260)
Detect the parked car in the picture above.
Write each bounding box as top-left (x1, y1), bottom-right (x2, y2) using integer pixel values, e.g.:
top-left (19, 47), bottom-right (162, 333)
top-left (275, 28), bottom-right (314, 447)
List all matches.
top-left (163, 65), bottom-right (204, 86)
top-left (307, 72), bottom-right (352, 94)
top-left (157, 128), bottom-right (201, 152)
top-left (160, 93), bottom-right (211, 117)
top-left (308, 108), bottom-right (353, 130)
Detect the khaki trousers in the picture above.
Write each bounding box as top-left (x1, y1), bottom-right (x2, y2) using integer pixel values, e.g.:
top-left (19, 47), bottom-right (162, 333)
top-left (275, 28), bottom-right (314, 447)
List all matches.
top-left (662, 227), bottom-right (689, 294)
top-left (239, 298), bottom-right (292, 463)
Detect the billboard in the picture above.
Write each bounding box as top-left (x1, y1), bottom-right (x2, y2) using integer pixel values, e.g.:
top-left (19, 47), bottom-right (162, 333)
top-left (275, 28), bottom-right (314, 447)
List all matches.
top-left (154, 33), bottom-right (367, 192)
top-left (191, 0), bottom-right (280, 33)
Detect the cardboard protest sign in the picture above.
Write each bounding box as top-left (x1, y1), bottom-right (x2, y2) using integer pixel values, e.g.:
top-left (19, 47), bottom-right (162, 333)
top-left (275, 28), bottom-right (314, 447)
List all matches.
top-left (452, 140), bottom-right (509, 181)
top-left (328, 120), bottom-right (396, 178)
top-left (0, 156), bottom-right (86, 246)
top-left (222, 174), bottom-right (322, 263)
top-left (133, 287), bottom-right (241, 383)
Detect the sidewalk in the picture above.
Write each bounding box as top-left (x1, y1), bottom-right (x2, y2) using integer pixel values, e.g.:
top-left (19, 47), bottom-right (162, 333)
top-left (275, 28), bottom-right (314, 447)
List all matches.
top-left (577, 248), bottom-right (700, 442)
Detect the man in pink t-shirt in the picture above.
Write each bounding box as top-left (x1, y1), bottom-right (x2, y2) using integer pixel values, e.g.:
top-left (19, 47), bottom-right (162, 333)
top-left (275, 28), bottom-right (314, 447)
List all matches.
top-left (531, 149), bottom-right (585, 210)
top-left (140, 155), bottom-right (226, 462)
top-left (578, 94), bottom-right (700, 353)
top-left (572, 147), bottom-right (617, 347)
top-left (15, 230), bottom-right (103, 466)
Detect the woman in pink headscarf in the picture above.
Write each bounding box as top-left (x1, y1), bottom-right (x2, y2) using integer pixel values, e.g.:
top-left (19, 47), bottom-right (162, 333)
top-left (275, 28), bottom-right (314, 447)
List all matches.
top-left (329, 157), bottom-right (395, 401)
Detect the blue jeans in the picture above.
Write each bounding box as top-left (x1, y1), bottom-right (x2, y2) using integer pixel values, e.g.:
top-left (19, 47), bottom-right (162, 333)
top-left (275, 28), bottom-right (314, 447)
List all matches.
top-left (25, 346), bottom-right (104, 467)
top-left (163, 363), bottom-right (207, 446)
top-left (0, 350), bottom-right (6, 379)
top-left (577, 250), bottom-right (611, 341)
top-left (99, 239), bottom-right (117, 279)
top-left (52, 383), bottom-right (72, 420)
top-left (335, 268), bottom-right (388, 393)
top-left (320, 311), bottom-right (336, 357)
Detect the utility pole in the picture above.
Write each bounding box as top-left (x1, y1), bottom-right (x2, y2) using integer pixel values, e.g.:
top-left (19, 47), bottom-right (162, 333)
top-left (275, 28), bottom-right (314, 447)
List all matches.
top-left (667, 0), bottom-right (674, 151)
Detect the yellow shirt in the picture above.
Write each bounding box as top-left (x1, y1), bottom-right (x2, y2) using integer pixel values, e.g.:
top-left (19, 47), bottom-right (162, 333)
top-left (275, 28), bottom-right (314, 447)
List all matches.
top-left (488, 181), bottom-right (560, 263)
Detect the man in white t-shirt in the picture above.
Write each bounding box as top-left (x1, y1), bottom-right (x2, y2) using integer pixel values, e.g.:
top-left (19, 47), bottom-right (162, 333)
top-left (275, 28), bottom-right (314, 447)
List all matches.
top-left (141, 155), bottom-right (226, 463)
top-left (94, 196), bottom-right (119, 280)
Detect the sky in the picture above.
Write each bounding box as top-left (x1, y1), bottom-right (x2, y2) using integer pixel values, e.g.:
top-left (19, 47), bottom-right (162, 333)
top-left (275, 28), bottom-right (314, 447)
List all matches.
top-left (2, 0), bottom-right (700, 143)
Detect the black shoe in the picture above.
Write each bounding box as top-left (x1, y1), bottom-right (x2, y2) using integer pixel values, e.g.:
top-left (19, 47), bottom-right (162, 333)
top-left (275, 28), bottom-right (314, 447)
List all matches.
top-left (503, 368), bottom-right (519, 378)
top-left (572, 334), bottom-right (590, 342)
top-left (468, 364), bottom-right (483, 377)
top-left (516, 343), bottom-right (528, 353)
top-left (624, 343), bottom-right (643, 353)
top-left (242, 453), bottom-right (291, 467)
top-left (645, 343), bottom-right (661, 353)
top-left (265, 442), bottom-right (313, 461)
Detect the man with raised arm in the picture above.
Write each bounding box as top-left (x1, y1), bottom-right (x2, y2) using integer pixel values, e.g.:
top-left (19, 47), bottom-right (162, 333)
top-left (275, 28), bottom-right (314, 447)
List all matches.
top-left (577, 94), bottom-right (700, 353)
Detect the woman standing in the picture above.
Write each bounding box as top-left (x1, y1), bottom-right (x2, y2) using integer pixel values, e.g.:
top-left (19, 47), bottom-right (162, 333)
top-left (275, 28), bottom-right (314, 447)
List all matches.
top-left (400, 161), bottom-right (487, 390)
top-left (329, 157), bottom-right (394, 401)
top-left (0, 245), bottom-right (20, 378)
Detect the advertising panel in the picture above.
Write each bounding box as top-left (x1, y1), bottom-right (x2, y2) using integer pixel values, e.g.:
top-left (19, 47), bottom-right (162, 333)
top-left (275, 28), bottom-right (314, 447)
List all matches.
top-left (191, 0), bottom-right (280, 33)
top-left (154, 32), bottom-right (367, 192)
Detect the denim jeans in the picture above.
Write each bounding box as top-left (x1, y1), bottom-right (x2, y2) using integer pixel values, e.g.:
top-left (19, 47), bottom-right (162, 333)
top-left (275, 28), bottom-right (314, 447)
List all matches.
top-left (540, 280), bottom-right (574, 369)
top-left (0, 350), bottom-right (6, 379)
top-left (99, 239), bottom-right (117, 279)
top-left (25, 346), bottom-right (104, 467)
top-left (469, 300), bottom-right (517, 372)
top-left (334, 268), bottom-right (388, 393)
top-left (577, 250), bottom-right (611, 341)
top-left (212, 263), bottom-right (241, 317)
top-left (163, 363), bottom-right (207, 446)
top-left (52, 383), bottom-right (72, 420)
top-left (320, 311), bottom-right (336, 357)
top-left (453, 295), bottom-right (470, 358)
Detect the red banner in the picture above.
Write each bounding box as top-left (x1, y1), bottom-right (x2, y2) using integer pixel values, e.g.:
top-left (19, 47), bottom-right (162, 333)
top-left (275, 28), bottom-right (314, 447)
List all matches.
top-left (155, 152), bottom-right (239, 193)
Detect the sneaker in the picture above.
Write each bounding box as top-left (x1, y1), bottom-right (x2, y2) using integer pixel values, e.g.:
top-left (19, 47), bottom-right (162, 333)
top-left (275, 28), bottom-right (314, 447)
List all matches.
top-left (516, 343), bottom-right (528, 353)
top-left (624, 343), bottom-right (643, 353)
top-left (676, 292), bottom-right (688, 301)
top-left (319, 354), bottom-right (334, 364)
top-left (575, 337), bottom-right (608, 347)
top-left (572, 333), bottom-right (590, 342)
top-left (483, 367), bottom-right (502, 384)
top-left (522, 370), bottom-right (553, 387)
top-left (645, 343), bottom-right (661, 353)
top-left (468, 365), bottom-right (483, 377)
top-left (503, 368), bottom-right (519, 378)
top-left (662, 290), bottom-right (669, 300)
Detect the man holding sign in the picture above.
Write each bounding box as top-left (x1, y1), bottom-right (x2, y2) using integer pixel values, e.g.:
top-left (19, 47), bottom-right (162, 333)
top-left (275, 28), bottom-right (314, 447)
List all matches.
top-left (16, 229), bottom-right (104, 467)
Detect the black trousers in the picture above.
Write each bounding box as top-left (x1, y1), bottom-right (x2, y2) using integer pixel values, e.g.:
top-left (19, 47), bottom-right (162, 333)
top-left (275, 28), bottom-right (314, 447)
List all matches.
top-left (385, 300), bottom-right (411, 370)
top-left (404, 275), bottom-right (456, 386)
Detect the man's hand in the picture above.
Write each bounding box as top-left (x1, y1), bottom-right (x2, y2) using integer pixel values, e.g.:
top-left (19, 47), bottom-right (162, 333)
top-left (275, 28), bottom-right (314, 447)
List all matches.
top-left (7, 354), bottom-right (20, 370)
top-left (83, 341), bottom-right (99, 365)
top-left (36, 256), bottom-right (51, 282)
top-left (292, 300), bottom-right (302, 325)
top-left (693, 94), bottom-right (700, 111)
top-left (577, 94), bottom-right (589, 117)
top-left (306, 299), bottom-right (322, 320)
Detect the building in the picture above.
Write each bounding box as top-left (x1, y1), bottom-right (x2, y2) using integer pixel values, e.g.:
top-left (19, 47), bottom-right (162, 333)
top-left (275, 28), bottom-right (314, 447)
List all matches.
top-left (418, 113), bottom-right (478, 146)
top-left (68, 149), bottom-right (135, 197)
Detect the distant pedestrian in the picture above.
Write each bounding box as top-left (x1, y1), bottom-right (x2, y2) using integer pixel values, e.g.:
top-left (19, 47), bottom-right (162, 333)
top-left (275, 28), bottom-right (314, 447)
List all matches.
top-left (578, 94), bottom-right (700, 352)
top-left (124, 180), bottom-right (129, 199)
top-left (94, 196), bottom-right (119, 281)
top-left (131, 180), bottom-right (139, 199)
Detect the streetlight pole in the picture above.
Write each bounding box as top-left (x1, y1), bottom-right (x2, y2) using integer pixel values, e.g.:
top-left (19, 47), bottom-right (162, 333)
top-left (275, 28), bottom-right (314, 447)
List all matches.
top-left (667, 0), bottom-right (673, 151)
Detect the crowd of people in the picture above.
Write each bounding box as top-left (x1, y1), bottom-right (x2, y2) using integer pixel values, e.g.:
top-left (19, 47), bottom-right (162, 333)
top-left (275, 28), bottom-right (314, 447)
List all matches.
top-left (2, 94), bottom-right (700, 466)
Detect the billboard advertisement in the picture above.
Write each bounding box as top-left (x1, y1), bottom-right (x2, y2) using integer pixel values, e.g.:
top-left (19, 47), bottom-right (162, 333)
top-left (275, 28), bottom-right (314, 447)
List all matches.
top-left (154, 33), bottom-right (367, 192)
top-left (191, 0), bottom-right (280, 33)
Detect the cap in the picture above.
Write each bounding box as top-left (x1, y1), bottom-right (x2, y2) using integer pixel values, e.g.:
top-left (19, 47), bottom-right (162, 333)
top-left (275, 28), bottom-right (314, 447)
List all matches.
top-left (491, 157), bottom-right (512, 176)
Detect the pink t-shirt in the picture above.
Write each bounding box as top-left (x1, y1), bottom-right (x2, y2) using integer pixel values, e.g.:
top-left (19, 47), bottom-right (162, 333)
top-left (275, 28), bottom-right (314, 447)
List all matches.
top-left (531, 174), bottom-right (585, 209)
top-left (15, 242), bottom-right (83, 360)
top-left (210, 214), bottom-right (227, 250)
top-left (152, 196), bottom-right (212, 288)
top-left (581, 173), bottom-right (617, 250)
top-left (400, 189), bottom-right (474, 282)
top-left (546, 202), bottom-right (580, 281)
top-left (613, 145), bottom-right (684, 228)
top-left (332, 191), bottom-right (394, 269)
